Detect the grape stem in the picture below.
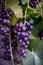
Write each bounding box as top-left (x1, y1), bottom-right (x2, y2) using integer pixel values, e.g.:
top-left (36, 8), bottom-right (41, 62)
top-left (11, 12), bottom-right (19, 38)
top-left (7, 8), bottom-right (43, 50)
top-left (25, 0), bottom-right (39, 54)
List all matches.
top-left (27, 1), bottom-right (43, 17)
top-left (5, 0), bottom-right (7, 8)
top-left (24, 1), bottom-right (43, 24)
top-left (24, 7), bottom-right (28, 21)
top-left (37, 0), bottom-right (43, 16)
top-left (9, 26), bottom-right (14, 65)
top-left (24, 5), bottom-right (28, 24)
top-left (28, 6), bottom-right (42, 16)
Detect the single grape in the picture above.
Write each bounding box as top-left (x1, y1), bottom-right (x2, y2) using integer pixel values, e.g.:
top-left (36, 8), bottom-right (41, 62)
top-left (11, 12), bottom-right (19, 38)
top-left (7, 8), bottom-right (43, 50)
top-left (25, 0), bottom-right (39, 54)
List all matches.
top-left (29, 0), bottom-right (36, 8)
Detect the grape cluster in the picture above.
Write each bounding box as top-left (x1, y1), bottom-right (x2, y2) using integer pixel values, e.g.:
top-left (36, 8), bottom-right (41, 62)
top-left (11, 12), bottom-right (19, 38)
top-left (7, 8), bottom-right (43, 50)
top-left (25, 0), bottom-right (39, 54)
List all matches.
top-left (38, 30), bottom-right (43, 40)
top-left (0, 5), bottom-right (13, 60)
top-left (13, 20), bottom-right (33, 57)
top-left (29, 0), bottom-right (41, 8)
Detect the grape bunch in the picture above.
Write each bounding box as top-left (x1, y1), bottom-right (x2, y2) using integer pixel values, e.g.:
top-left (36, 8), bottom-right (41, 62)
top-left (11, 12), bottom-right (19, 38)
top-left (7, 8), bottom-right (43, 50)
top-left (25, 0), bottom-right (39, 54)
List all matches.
top-left (29, 0), bottom-right (41, 8)
top-left (13, 20), bottom-right (33, 57)
top-left (38, 30), bottom-right (43, 40)
top-left (0, 7), bottom-right (13, 60)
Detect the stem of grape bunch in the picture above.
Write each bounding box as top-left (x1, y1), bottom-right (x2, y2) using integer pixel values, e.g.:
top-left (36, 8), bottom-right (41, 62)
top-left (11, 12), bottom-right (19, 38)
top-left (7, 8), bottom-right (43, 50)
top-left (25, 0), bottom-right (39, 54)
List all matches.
top-left (24, 4), bottom-right (28, 24)
top-left (9, 26), bottom-right (14, 65)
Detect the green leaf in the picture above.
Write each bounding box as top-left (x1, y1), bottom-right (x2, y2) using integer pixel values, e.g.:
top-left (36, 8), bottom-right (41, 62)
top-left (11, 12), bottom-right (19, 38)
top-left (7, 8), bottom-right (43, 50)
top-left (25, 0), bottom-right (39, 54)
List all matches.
top-left (14, 6), bottom-right (23, 18)
top-left (29, 36), bottom-right (43, 51)
top-left (29, 38), bottom-right (39, 51)
top-left (6, 0), bottom-right (19, 5)
top-left (21, 50), bottom-right (42, 65)
top-left (35, 40), bottom-right (43, 55)
top-left (32, 21), bottom-right (43, 37)
top-left (10, 15), bottom-right (18, 26)
top-left (21, 0), bottom-right (29, 5)
top-left (6, 0), bottom-right (23, 18)
top-left (31, 15), bottom-right (43, 37)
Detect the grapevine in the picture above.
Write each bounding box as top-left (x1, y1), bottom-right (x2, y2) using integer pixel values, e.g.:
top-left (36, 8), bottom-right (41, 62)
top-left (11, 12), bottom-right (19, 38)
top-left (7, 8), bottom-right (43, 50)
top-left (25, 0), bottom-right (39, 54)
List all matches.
top-left (0, 0), bottom-right (43, 65)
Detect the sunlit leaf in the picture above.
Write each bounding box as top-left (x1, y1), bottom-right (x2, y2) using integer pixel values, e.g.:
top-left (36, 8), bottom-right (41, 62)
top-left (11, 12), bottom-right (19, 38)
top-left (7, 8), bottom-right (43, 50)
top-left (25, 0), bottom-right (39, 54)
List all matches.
top-left (6, 0), bottom-right (23, 18)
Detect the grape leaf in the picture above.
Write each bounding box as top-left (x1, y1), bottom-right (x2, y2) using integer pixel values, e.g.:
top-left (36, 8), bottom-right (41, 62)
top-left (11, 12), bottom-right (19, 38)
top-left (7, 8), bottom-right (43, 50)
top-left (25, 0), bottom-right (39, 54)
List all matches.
top-left (31, 15), bottom-right (43, 37)
top-left (21, 50), bottom-right (42, 65)
top-left (6, 0), bottom-right (19, 5)
top-left (6, 0), bottom-right (23, 18)
top-left (29, 38), bottom-right (39, 51)
top-left (14, 6), bottom-right (23, 18)
top-left (32, 21), bottom-right (43, 37)
top-left (21, 0), bottom-right (29, 5)
top-left (10, 15), bottom-right (18, 26)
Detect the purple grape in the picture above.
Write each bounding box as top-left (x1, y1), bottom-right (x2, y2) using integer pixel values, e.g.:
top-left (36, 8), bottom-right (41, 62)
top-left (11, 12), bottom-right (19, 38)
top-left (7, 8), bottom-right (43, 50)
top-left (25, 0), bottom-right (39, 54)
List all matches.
top-left (30, 25), bottom-right (33, 29)
top-left (25, 32), bottom-right (29, 37)
top-left (19, 39), bottom-right (22, 44)
top-left (24, 37), bottom-right (28, 41)
top-left (21, 42), bottom-right (25, 46)
top-left (3, 19), bottom-right (10, 25)
top-left (4, 55), bottom-right (11, 60)
top-left (29, 20), bottom-right (33, 24)
top-left (26, 22), bottom-right (30, 27)
top-left (21, 32), bottom-right (26, 37)
top-left (35, 0), bottom-right (41, 4)
top-left (2, 44), bottom-right (6, 48)
top-left (18, 22), bottom-right (23, 28)
top-left (17, 32), bottom-right (21, 36)
top-left (29, 0), bottom-right (36, 8)
top-left (29, 0), bottom-right (41, 8)
top-left (17, 28), bottom-right (21, 32)
top-left (26, 41), bottom-right (29, 44)
top-left (28, 31), bottom-right (32, 35)
top-left (20, 48), bottom-right (27, 57)
top-left (22, 26), bottom-right (26, 31)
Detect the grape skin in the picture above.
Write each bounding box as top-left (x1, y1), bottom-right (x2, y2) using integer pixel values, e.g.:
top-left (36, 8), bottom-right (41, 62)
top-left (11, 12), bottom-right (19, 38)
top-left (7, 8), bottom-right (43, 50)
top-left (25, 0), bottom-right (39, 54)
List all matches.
top-left (29, 0), bottom-right (41, 8)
